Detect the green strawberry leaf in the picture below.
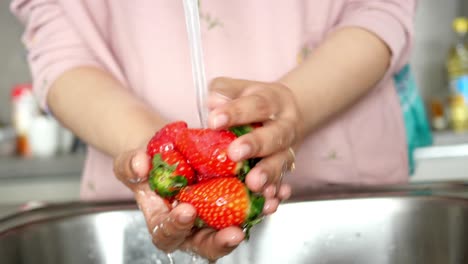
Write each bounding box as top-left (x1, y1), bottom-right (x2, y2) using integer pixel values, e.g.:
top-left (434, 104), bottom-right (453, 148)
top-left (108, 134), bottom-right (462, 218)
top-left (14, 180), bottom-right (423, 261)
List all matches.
top-left (194, 217), bottom-right (206, 229)
top-left (149, 170), bottom-right (188, 197)
top-left (152, 153), bottom-right (177, 172)
top-left (149, 154), bottom-right (188, 197)
top-left (238, 158), bottom-right (261, 182)
top-left (229, 125), bottom-right (254, 137)
top-left (243, 191), bottom-right (265, 240)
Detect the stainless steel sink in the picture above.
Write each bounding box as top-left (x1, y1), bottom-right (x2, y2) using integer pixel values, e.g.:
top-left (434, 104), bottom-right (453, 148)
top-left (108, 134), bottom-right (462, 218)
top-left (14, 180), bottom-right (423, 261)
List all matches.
top-left (1, 182), bottom-right (468, 264)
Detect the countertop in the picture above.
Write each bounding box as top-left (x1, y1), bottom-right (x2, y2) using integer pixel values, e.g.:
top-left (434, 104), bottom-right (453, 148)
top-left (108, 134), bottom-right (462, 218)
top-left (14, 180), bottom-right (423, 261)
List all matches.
top-left (0, 204), bottom-right (21, 221)
top-left (1, 131), bottom-right (467, 180)
top-left (0, 153), bottom-right (85, 180)
top-left (0, 131), bottom-right (468, 219)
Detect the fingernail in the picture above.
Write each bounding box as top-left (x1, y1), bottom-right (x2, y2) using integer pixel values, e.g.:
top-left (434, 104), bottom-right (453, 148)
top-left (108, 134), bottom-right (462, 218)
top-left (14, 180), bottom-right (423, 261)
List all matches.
top-left (130, 156), bottom-right (144, 180)
top-left (211, 114), bottom-right (229, 129)
top-left (258, 172), bottom-right (268, 188)
top-left (265, 185), bottom-right (277, 197)
top-left (226, 234), bottom-right (243, 247)
top-left (263, 200), bottom-right (279, 214)
top-left (230, 144), bottom-right (251, 161)
top-left (178, 211), bottom-right (195, 224)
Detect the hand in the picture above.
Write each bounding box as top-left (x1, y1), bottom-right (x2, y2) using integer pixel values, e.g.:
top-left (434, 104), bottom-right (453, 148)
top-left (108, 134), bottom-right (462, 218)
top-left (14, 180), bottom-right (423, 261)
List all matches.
top-left (114, 149), bottom-right (245, 261)
top-left (207, 77), bottom-right (303, 209)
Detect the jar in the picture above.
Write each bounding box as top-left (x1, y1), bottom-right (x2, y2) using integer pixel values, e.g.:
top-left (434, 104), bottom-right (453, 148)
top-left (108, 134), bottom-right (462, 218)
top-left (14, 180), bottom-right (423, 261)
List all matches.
top-left (11, 84), bottom-right (40, 157)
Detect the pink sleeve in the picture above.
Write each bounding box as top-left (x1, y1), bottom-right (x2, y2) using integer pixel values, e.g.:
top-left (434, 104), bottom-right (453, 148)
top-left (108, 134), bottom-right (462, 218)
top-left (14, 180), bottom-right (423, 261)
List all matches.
top-left (335, 0), bottom-right (418, 75)
top-left (10, 0), bottom-right (102, 111)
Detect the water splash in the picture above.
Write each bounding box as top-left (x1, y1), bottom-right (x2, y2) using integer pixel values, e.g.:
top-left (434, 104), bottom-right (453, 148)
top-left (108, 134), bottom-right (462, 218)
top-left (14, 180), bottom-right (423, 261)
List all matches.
top-left (188, 252), bottom-right (212, 264)
top-left (167, 253), bottom-right (175, 264)
top-left (183, 0), bottom-right (209, 127)
top-left (215, 197), bottom-right (227, 207)
top-left (216, 153), bottom-right (227, 162)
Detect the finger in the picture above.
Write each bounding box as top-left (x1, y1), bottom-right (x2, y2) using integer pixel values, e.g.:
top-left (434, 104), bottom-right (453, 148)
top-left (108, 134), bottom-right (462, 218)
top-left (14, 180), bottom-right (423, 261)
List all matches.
top-left (244, 150), bottom-right (294, 193)
top-left (151, 203), bottom-right (197, 252)
top-left (277, 184), bottom-right (292, 201)
top-left (133, 184), bottom-right (170, 233)
top-left (262, 198), bottom-right (280, 215)
top-left (263, 185), bottom-right (277, 199)
top-left (208, 86), bottom-right (281, 130)
top-left (207, 91), bottom-right (232, 111)
top-left (207, 77), bottom-right (250, 113)
top-left (228, 120), bottom-right (296, 161)
top-left (114, 149), bottom-right (150, 190)
top-left (208, 77), bottom-right (254, 100)
top-left (181, 226), bottom-right (245, 261)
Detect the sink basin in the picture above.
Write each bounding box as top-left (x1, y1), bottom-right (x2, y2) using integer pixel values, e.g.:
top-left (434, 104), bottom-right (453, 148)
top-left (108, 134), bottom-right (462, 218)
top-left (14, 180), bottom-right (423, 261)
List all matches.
top-left (1, 183), bottom-right (468, 264)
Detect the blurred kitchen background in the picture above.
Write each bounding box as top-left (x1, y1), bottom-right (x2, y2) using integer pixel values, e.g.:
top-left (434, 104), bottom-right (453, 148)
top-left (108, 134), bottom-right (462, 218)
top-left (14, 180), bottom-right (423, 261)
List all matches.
top-left (0, 0), bottom-right (468, 205)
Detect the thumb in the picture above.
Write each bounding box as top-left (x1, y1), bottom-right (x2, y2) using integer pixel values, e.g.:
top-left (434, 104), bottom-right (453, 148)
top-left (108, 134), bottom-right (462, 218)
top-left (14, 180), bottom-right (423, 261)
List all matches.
top-left (113, 149), bottom-right (150, 191)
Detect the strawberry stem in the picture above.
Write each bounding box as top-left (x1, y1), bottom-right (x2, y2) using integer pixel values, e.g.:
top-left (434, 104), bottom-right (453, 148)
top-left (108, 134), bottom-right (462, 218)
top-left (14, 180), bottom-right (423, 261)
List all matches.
top-left (194, 217), bottom-right (206, 228)
top-left (238, 158), bottom-right (261, 182)
top-left (149, 154), bottom-right (188, 197)
top-left (229, 125), bottom-right (254, 137)
top-left (243, 191), bottom-right (265, 240)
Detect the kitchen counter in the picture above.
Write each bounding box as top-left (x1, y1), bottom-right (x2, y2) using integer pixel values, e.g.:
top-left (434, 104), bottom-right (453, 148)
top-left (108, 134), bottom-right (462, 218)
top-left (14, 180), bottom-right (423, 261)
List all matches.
top-left (0, 204), bottom-right (20, 220)
top-left (0, 131), bottom-right (467, 204)
top-left (0, 153), bottom-right (85, 180)
top-left (0, 154), bottom-right (84, 204)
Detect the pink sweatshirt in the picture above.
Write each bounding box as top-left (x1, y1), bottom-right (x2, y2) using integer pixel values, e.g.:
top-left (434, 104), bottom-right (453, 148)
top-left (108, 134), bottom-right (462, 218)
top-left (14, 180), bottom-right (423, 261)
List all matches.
top-left (11, 0), bottom-right (416, 200)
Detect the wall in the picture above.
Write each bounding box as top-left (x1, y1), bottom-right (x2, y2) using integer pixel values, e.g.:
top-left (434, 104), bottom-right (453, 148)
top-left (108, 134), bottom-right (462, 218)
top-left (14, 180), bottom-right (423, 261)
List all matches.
top-left (411, 0), bottom-right (468, 100)
top-left (0, 0), bottom-right (467, 123)
top-left (0, 1), bottom-right (31, 124)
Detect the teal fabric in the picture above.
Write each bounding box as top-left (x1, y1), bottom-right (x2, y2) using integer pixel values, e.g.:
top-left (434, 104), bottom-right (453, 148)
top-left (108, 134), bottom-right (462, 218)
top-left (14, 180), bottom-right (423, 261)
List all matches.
top-left (393, 64), bottom-right (433, 175)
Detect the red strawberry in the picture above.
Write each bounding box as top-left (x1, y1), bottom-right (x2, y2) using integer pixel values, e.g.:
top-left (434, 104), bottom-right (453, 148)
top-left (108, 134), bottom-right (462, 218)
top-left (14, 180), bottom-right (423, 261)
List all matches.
top-left (147, 121), bottom-right (188, 157)
top-left (176, 177), bottom-right (265, 236)
top-left (176, 125), bottom-right (262, 182)
top-left (175, 128), bottom-right (242, 182)
top-left (148, 149), bottom-right (195, 197)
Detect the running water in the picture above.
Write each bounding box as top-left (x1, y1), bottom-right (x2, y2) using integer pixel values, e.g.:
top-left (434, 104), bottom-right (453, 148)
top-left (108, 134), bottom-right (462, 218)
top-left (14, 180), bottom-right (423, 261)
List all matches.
top-left (182, 0), bottom-right (209, 128)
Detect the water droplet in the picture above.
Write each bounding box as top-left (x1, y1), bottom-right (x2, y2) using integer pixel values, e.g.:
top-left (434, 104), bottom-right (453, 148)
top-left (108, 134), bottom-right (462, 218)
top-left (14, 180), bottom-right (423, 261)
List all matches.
top-left (215, 197), bottom-right (227, 206)
top-left (163, 144), bottom-right (174, 151)
top-left (167, 253), bottom-right (175, 264)
top-left (216, 153), bottom-right (227, 162)
top-left (152, 225), bottom-right (159, 235)
top-left (129, 177), bottom-right (143, 184)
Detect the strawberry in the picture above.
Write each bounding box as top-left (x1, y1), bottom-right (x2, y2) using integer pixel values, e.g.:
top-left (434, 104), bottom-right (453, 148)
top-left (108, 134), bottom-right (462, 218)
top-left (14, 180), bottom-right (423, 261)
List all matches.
top-left (175, 128), bottom-right (241, 182)
top-left (176, 177), bottom-right (265, 236)
top-left (148, 149), bottom-right (195, 197)
top-left (175, 124), bottom-right (262, 182)
top-left (146, 121), bottom-right (188, 157)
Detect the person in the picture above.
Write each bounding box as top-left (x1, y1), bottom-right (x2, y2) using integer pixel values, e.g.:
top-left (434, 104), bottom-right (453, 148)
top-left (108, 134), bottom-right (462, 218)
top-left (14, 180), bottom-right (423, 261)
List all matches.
top-left (11, 0), bottom-right (417, 261)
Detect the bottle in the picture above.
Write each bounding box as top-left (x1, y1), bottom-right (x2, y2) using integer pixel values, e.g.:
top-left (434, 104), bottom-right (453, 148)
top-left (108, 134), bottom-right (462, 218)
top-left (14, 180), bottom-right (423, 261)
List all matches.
top-left (11, 84), bottom-right (40, 157)
top-left (447, 17), bottom-right (468, 133)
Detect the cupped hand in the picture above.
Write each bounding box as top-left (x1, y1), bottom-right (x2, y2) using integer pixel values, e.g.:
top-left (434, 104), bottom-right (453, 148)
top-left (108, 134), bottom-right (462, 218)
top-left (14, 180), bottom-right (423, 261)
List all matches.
top-left (207, 77), bottom-right (304, 211)
top-left (113, 149), bottom-right (244, 261)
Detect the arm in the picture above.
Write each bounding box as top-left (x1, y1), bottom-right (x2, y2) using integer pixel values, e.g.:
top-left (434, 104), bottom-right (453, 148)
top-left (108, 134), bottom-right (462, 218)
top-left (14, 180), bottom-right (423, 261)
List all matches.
top-left (282, 0), bottom-right (416, 135)
top-left (207, 0), bottom-right (415, 194)
top-left (11, 0), bottom-right (165, 157)
top-left (48, 66), bottom-right (165, 158)
top-left (280, 27), bottom-right (391, 136)
top-left (11, 0), bottom-right (248, 259)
